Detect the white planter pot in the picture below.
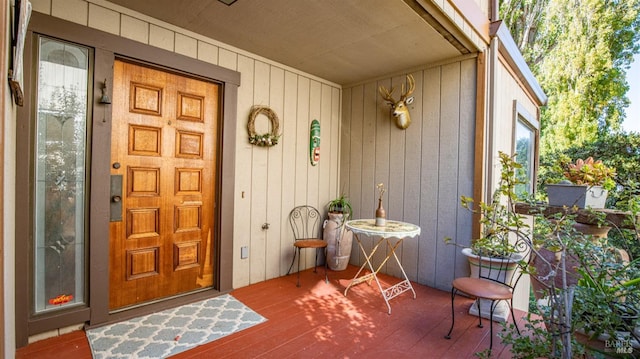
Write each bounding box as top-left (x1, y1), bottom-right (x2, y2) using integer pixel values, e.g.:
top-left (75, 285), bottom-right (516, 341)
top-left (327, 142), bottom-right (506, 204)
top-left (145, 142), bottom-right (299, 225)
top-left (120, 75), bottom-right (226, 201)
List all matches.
top-left (546, 184), bottom-right (608, 209)
top-left (461, 248), bottom-right (523, 322)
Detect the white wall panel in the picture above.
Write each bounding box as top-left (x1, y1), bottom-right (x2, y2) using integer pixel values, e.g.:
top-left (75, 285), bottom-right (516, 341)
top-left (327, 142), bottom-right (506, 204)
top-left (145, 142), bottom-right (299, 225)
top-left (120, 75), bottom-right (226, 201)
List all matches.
top-left (329, 87), bottom-right (341, 204)
top-left (87, 4), bottom-right (119, 35)
top-left (52, 0), bottom-right (87, 25)
top-left (308, 81), bottom-right (322, 206)
top-left (318, 84), bottom-right (334, 209)
top-left (249, 61), bottom-right (271, 284)
top-left (234, 55), bottom-right (255, 287)
top-left (347, 85), bottom-right (365, 265)
top-left (265, 67), bottom-right (285, 281)
top-left (279, 72), bottom-right (299, 275)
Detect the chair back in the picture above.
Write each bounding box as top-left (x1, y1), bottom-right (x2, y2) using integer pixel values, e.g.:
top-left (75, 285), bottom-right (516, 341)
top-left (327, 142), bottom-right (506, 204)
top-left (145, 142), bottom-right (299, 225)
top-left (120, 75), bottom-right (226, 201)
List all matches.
top-left (289, 205), bottom-right (323, 240)
top-left (472, 238), bottom-right (531, 291)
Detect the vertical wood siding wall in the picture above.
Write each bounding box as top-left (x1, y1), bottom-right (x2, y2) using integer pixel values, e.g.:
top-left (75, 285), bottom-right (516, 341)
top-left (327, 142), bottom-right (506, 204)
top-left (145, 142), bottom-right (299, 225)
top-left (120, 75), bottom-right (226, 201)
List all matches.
top-left (493, 56), bottom-right (539, 155)
top-left (491, 56), bottom-right (538, 311)
top-left (233, 65), bottom-right (342, 288)
top-left (341, 58), bottom-right (478, 290)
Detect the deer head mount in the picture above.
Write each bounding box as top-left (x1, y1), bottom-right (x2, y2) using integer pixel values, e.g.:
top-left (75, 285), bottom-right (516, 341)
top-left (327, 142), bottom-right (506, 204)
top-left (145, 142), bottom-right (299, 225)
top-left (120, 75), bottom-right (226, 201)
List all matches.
top-left (378, 74), bottom-right (415, 129)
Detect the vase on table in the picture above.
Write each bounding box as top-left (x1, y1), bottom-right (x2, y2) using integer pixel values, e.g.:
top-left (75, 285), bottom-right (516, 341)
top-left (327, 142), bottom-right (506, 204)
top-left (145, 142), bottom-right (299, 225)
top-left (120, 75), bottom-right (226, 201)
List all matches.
top-left (375, 198), bottom-right (386, 227)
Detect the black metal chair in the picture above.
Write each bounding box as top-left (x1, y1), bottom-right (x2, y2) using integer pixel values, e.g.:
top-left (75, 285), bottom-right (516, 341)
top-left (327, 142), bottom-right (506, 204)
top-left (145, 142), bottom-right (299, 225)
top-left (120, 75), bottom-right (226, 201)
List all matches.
top-left (286, 205), bottom-right (328, 287)
top-left (444, 240), bottom-right (530, 352)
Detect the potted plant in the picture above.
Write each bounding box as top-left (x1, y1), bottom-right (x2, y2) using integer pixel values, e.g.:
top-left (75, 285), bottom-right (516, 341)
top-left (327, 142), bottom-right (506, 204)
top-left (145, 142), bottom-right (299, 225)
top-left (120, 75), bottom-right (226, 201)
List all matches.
top-left (546, 157), bottom-right (616, 209)
top-left (572, 258), bottom-right (640, 352)
top-left (327, 194), bottom-right (353, 219)
top-left (448, 152), bottom-right (531, 321)
top-left (324, 195), bottom-right (353, 271)
top-left (458, 152), bottom-right (529, 259)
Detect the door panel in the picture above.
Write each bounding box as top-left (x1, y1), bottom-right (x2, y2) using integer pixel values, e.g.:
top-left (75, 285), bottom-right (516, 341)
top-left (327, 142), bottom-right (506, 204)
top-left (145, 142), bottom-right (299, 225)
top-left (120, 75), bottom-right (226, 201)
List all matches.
top-left (109, 60), bottom-right (218, 310)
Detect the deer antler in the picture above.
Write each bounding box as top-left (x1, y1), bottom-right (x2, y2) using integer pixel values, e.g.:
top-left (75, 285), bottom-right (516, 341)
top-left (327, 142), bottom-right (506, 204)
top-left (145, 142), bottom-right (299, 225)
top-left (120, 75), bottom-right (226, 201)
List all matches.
top-left (400, 74), bottom-right (415, 101)
top-left (378, 85), bottom-right (397, 104)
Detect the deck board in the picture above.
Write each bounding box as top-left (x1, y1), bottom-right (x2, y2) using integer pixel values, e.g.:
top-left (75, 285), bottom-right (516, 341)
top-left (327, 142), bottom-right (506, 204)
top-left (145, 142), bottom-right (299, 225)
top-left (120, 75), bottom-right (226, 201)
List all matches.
top-left (17, 265), bottom-right (519, 358)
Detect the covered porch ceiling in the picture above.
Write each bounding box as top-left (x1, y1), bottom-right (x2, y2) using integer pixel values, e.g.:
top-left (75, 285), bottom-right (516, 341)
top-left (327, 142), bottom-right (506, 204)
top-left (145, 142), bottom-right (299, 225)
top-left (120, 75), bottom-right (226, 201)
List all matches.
top-left (107, 0), bottom-right (467, 85)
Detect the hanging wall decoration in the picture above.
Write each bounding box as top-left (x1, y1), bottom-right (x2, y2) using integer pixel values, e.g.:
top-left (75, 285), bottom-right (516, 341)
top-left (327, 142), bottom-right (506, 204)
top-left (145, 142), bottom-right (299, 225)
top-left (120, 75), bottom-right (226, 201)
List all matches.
top-left (310, 119), bottom-right (320, 165)
top-left (378, 74), bottom-right (415, 129)
top-left (247, 105), bottom-right (281, 147)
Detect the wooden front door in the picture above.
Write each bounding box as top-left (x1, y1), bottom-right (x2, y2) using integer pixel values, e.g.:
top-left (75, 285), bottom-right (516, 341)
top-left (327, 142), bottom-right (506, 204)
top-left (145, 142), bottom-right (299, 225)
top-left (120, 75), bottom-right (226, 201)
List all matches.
top-left (109, 60), bottom-right (219, 310)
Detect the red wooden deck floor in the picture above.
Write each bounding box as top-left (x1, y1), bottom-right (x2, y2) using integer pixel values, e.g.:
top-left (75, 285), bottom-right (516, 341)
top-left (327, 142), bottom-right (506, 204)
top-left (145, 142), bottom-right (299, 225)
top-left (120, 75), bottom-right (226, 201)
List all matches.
top-left (17, 265), bottom-right (525, 358)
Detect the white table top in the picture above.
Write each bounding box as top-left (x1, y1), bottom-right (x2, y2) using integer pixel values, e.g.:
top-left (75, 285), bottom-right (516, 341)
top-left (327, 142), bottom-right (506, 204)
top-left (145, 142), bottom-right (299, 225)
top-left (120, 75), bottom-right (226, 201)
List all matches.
top-left (345, 219), bottom-right (421, 239)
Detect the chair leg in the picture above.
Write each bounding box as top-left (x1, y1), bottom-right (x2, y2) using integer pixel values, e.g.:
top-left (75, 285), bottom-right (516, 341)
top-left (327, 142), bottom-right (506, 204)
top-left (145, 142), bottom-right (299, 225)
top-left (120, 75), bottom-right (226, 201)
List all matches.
top-left (323, 247), bottom-right (328, 284)
top-left (489, 300), bottom-right (497, 353)
top-left (296, 248), bottom-right (301, 287)
top-left (286, 246), bottom-right (298, 276)
top-left (313, 248), bottom-right (319, 273)
top-left (477, 299), bottom-right (484, 328)
top-left (444, 287), bottom-right (457, 339)
top-left (509, 299), bottom-right (521, 335)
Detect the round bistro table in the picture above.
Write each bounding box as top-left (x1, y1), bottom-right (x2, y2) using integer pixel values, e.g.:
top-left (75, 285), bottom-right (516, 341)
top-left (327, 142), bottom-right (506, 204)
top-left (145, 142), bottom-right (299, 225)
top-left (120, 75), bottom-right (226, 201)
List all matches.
top-left (344, 219), bottom-right (421, 314)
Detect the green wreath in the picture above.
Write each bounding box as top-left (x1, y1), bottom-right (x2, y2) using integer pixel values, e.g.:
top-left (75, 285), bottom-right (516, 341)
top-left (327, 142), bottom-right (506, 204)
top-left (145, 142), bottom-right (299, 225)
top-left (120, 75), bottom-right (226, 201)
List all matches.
top-left (247, 106), bottom-right (281, 147)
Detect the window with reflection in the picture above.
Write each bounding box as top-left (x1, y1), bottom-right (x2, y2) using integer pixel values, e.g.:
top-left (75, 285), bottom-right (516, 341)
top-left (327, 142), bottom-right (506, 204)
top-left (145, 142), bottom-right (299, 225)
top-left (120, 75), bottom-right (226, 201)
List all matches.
top-left (34, 36), bottom-right (91, 313)
top-left (513, 101), bottom-right (538, 197)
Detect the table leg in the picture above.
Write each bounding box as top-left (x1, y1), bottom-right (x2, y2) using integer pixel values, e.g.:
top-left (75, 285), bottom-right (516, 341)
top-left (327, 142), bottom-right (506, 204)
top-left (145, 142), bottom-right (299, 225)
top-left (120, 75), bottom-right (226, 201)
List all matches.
top-left (344, 236), bottom-right (416, 314)
top-left (385, 240), bottom-right (416, 300)
top-left (344, 235), bottom-right (385, 296)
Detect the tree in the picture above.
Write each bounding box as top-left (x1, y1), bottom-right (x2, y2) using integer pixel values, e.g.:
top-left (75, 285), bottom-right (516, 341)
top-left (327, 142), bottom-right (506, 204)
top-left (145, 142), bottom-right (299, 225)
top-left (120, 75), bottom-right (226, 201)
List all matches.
top-left (500, 0), bottom-right (640, 154)
top-left (538, 132), bottom-right (640, 260)
top-left (499, 0), bottom-right (550, 65)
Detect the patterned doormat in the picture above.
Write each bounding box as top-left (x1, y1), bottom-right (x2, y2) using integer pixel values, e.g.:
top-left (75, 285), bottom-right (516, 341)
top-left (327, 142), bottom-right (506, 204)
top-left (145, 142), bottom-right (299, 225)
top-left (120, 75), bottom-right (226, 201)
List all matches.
top-left (86, 294), bottom-right (266, 358)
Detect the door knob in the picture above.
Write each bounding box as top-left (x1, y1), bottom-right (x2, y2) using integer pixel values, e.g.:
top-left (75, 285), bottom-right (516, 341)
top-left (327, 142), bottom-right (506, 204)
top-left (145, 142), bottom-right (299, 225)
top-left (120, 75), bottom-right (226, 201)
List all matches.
top-left (112, 195), bottom-right (121, 203)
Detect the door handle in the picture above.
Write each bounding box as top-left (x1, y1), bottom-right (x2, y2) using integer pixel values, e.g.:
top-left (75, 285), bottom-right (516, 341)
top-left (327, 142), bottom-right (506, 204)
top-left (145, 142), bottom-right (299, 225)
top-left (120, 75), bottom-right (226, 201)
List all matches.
top-left (110, 175), bottom-right (123, 221)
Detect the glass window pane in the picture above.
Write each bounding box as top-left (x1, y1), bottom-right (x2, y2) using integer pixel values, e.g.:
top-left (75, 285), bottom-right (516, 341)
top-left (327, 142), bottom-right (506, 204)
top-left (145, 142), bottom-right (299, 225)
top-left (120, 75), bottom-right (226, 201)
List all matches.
top-left (515, 119), bottom-right (535, 196)
top-left (34, 36), bottom-right (90, 314)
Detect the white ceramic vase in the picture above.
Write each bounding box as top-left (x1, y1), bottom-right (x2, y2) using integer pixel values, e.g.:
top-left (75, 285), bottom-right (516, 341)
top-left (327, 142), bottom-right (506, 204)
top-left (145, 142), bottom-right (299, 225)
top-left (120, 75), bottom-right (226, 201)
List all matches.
top-left (323, 212), bottom-right (353, 271)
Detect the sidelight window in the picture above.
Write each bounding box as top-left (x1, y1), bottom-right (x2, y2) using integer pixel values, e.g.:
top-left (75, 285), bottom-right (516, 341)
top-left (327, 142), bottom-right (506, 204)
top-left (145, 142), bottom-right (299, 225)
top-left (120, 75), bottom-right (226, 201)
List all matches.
top-left (33, 36), bottom-right (91, 313)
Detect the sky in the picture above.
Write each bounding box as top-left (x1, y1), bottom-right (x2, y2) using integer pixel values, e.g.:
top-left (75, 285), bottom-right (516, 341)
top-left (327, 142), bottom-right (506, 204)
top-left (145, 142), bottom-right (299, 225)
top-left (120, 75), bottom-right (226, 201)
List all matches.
top-left (623, 53), bottom-right (640, 133)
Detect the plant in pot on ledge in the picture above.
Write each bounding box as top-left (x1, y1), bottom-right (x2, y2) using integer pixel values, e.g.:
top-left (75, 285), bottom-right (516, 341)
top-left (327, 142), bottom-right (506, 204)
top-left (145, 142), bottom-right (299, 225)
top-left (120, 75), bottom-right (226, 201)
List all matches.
top-left (546, 156), bottom-right (616, 209)
top-left (324, 195), bottom-right (354, 271)
top-left (446, 152), bottom-right (532, 322)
